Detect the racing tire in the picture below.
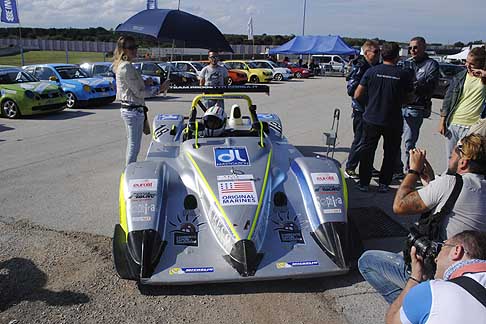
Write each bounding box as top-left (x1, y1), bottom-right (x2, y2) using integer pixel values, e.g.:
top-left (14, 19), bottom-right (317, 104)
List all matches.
top-left (295, 72), bottom-right (302, 78)
top-left (1, 99), bottom-right (21, 119)
top-left (227, 77), bottom-right (233, 85)
top-left (250, 75), bottom-right (260, 84)
top-left (274, 73), bottom-right (283, 81)
top-left (65, 92), bottom-right (77, 109)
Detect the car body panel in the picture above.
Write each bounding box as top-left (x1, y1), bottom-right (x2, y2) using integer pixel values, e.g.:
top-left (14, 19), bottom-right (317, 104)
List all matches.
top-left (224, 61), bottom-right (273, 83)
top-left (250, 60), bottom-right (293, 80)
top-left (0, 66), bottom-right (66, 117)
top-left (23, 64), bottom-right (116, 107)
top-left (114, 90), bottom-right (350, 285)
top-left (282, 63), bottom-right (313, 78)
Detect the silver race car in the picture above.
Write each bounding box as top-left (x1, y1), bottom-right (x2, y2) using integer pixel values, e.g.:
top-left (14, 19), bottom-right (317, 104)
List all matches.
top-left (113, 85), bottom-right (350, 285)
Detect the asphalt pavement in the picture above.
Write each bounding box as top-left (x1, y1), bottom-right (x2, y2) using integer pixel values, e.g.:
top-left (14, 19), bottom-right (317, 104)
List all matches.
top-left (0, 76), bottom-right (448, 323)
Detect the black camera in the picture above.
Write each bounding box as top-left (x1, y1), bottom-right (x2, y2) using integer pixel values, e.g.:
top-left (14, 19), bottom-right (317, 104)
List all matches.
top-left (403, 227), bottom-right (440, 278)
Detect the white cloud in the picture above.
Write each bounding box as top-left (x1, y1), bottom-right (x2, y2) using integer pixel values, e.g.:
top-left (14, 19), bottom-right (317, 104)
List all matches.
top-left (2, 0), bottom-right (484, 43)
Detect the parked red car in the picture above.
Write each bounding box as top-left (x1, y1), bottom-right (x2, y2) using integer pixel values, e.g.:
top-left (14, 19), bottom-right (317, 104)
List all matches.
top-left (279, 62), bottom-right (312, 78)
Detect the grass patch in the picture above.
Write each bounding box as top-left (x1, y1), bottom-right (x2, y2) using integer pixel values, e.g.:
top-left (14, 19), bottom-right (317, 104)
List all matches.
top-left (0, 50), bottom-right (108, 66)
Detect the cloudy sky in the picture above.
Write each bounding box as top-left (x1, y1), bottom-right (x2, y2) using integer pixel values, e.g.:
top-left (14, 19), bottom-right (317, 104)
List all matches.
top-left (3, 0), bottom-right (485, 44)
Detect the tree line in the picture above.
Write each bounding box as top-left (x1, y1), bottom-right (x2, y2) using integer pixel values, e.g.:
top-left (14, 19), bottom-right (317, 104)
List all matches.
top-left (0, 27), bottom-right (482, 47)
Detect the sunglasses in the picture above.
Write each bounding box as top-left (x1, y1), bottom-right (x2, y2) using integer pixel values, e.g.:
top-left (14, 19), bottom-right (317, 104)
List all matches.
top-left (124, 45), bottom-right (139, 50)
top-left (209, 56), bottom-right (219, 59)
top-left (367, 49), bottom-right (379, 54)
top-left (408, 46), bottom-right (419, 51)
top-left (435, 241), bottom-right (456, 254)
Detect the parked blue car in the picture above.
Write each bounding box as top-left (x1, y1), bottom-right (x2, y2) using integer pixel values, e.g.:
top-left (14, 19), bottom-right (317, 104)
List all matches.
top-left (23, 64), bottom-right (116, 108)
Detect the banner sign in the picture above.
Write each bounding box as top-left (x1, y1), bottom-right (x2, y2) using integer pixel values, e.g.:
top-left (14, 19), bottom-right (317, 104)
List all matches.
top-left (0, 0), bottom-right (20, 24)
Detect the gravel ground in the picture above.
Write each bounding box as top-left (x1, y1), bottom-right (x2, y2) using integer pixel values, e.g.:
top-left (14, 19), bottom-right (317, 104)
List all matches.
top-left (0, 216), bottom-right (362, 324)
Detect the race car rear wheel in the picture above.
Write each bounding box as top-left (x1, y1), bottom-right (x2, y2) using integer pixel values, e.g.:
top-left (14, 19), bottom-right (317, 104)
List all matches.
top-left (295, 72), bottom-right (302, 78)
top-left (250, 75), bottom-right (260, 83)
top-left (275, 73), bottom-right (283, 81)
top-left (227, 77), bottom-right (233, 85)
top-left (66, 92), bottom-right (77, 108)
top-left (1, 99), bottom-right (20, 119)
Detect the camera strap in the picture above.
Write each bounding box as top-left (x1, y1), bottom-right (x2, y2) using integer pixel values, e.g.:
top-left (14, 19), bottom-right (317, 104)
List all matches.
top-left (448, 276), bottom-right (486, 308)
top-left (417, 173), bottom-right (463, 240)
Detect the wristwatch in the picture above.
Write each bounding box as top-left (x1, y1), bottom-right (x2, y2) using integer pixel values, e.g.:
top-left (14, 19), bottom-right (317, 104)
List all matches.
top-left (408, 169), bottom-right (421, 176)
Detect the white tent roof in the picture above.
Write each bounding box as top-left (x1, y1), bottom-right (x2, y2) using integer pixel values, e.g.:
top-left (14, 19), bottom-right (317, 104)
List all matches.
top-left (446, 48), bottom-right (469, 60)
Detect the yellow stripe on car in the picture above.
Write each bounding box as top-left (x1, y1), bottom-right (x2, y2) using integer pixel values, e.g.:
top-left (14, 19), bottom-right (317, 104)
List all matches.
top-left (119, 172), bottom-right (128, 239)
top-left (248, 149), bottom-right (272, 239)
top-left (340, 169), bottom-right (348, 210)
top-left (186, 152), bottom-right (240, 240)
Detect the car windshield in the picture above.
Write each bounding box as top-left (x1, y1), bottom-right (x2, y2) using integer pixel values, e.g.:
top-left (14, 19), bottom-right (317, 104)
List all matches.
top-left (247, 62), bottom-right (259, 69)
top-left (268, 61), bottom-right (278, 68)
top-left (158, 63), bottom-right (182, 72)
top-left (55, 66), bottom-right (88, 79)
top-left (0, 70), bottom-right (39, 84)
top-left (191, 62), bottom-right (205, 71)
top-left (441, 64), bottom-right (466, 77)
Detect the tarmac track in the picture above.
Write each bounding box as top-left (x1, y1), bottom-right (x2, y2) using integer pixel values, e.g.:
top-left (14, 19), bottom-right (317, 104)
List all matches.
top-left (0, 77), bottom-right (448, 323)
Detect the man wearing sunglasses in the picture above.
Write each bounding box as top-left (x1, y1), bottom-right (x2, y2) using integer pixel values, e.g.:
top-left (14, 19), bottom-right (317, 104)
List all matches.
top-left (396, 37), bottom-right (440, 177)
top-left (359, 134), bottom-right (486, 304)
top-left (199, 50), bottom-right (228, 108)
top-left (386, 230), bottom-right (486, 324)
top-left (344, 40), bottom-right (381, 179)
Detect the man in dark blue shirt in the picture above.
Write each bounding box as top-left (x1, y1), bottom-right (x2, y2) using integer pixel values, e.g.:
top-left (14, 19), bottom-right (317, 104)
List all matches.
top-left (354, 42), bottom-right (414, 192)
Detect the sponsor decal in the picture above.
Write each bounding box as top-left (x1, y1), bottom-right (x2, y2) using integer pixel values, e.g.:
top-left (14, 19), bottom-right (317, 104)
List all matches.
top-left (318, 196), bottom-right (343, 208)
top-left (19, 84), bottom-right (35, 90)
top-left (218, 180), bottom-right (258, 206)
top-left (323, 208), bottom-right (342, 214)
top-left (132, 216), bottom-right (152, 222)
top-left (272, 211), bottom-right (304, 244)
top-left (169, 210), bottom-right (204, 247)
top-left (130, 203), bottom-right (156, 214)
top-left (3, 89), bottom-right (16, 94)
top-left (129, 192), bottom-right (156, 200)
top-left (169, 267), bottom-right (214, 275)
top-left (154, 125), bottom-right (169, 139)
top-left (156, 114), bottom-right (180, 121)
top-left (276, 260), bottom-right (319, 269)
top-left (128, 179), bottom-right (158, 192)
top-left (315, 185), bottom-right (341, 193)
top-left (214, 147), bottom-right (250, 167)
top-left (269, 121), bottom-right (282, 134)
top-left (216, 174), bottom-right (254, 181)
top-left (257, 113), bottom-right (274, 120)
top-left (64, 84), bottom-right (76, 88)
top-left (311, 172), bottom-right (339, 185)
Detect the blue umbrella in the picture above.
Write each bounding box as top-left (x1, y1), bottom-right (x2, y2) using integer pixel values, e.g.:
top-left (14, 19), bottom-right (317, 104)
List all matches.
top-left (116, 9), bottom-right (233, 53)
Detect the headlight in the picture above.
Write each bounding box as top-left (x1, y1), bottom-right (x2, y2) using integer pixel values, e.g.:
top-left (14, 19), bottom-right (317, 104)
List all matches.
top-left (25, 90), bottom-right (35, 98)
top-left (83, 84), bottom-right (91, 92)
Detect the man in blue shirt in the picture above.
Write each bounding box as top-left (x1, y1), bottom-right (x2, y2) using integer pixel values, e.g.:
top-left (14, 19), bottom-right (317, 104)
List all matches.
top-left (354, 42), bottom-right (414, 192)
top-left (385, 230), bottom-right (486, 324)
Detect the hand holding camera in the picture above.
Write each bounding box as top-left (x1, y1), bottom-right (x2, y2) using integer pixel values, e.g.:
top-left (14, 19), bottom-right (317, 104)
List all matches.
top-left (409, 148), bottom-right (426, 174)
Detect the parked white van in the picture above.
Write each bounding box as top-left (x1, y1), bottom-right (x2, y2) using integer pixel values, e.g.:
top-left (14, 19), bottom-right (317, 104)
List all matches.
top-left (312, 55), bottom-right (348, 74)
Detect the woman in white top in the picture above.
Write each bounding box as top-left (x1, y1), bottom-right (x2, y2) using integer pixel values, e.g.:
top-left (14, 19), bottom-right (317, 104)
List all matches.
top-left (112, 36), bottom-right (169, 165)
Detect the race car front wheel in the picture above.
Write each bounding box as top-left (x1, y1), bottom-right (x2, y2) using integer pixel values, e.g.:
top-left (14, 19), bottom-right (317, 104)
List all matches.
top-left (66, 92), bottom-right (77, 109)
top-left (295, 72), bottom-right (302, 78)
top-left (275, 73), bottom-right (283, 81)
top-left (1, 99), bottom-right (20, 119)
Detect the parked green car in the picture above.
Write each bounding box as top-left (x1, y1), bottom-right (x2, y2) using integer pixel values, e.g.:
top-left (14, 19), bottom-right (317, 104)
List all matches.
top-left (0, 66), bottom-right (67, 119)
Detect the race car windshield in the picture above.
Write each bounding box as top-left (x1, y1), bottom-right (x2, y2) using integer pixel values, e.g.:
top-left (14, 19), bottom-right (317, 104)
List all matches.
top-left (0, 70), bottom-right (39, 84)
top-left (55, 67), bottom-right (88, 79)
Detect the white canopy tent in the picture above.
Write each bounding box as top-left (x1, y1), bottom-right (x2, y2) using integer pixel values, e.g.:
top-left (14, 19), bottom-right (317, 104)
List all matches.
top-left (445, 45), bottom-right (484, 61)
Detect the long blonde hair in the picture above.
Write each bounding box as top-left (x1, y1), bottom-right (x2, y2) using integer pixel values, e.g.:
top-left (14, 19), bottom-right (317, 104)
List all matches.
top-left (112, 36), bottom-right (136, 73)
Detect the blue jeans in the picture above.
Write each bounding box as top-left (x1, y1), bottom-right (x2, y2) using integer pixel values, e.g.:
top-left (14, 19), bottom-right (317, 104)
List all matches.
top-left (445, 123), bottom-right (470, 161)
top-left (358, 250), bottom-right (409, 304)
top-left (121, 108), bottom-right (144, 166)
top-left (396, 107), bottom-right (424, 172)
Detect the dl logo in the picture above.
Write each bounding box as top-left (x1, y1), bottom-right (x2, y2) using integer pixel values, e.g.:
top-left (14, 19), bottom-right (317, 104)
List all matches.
top-left (214, 147), bottom-right (250, 167)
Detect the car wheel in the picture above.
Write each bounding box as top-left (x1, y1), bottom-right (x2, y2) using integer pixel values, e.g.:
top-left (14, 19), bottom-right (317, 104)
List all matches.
top-left (66, 92), bottom-right (77, 108)
top-left (227, 77), bottom-right (233, 85)
top-left (275, 73), bottom-right (283, 81)
top-left (250, 75), bottom-right (259, 83)
top-left (1, 99), bottom-right (20, 119)
top-left (296, 72), bottom-right (302, 78)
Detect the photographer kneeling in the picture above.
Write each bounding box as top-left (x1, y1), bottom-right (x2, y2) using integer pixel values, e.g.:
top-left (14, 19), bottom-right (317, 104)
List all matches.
top-left (386, 230), bottom-right (486, 324)
top-left (358, 134), bottom-right (486, 304)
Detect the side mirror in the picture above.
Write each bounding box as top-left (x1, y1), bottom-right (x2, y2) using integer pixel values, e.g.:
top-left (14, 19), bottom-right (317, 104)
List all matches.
top-left (49, 76), bottom-right (59, 82)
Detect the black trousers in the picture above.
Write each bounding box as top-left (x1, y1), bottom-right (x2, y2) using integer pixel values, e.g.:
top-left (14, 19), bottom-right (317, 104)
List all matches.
top-left (346, 111), bottom-right (364, 170)
top-left (359, 122), bottom-right (402, 186)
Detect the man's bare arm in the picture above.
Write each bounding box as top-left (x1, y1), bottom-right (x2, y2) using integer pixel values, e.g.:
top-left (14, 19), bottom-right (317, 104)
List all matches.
top-left (353, 84), bottom-right (366, 101)
top-left (393, 173), bottom-right (428, 214)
